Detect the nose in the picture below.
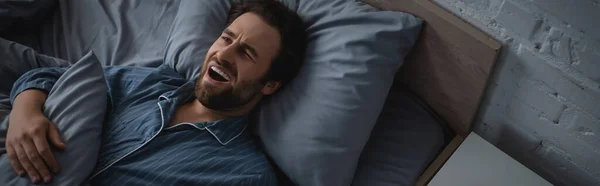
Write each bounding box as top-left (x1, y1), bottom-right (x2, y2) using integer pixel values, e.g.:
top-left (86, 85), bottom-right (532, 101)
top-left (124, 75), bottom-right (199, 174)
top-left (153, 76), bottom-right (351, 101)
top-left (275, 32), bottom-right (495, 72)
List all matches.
top-left (216, 42), bottom-right (237, 65)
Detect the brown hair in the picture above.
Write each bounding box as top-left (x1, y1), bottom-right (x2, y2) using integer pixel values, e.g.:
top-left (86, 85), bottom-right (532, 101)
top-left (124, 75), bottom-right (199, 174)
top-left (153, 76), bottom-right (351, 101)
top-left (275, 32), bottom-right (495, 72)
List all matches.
top-left (227, 0), bottom-right (307, 86)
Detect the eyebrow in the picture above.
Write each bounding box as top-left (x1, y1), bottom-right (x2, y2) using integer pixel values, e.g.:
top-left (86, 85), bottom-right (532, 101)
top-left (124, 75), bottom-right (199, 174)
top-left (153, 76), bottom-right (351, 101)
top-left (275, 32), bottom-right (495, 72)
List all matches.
top-left (223, 28), bottom-right (259, 59)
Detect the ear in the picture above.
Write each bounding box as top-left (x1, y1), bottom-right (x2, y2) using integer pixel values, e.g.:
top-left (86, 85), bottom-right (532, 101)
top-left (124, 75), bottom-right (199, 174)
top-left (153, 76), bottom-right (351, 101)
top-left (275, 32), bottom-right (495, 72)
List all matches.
top-left (261, 81), bottom-right (281, 95)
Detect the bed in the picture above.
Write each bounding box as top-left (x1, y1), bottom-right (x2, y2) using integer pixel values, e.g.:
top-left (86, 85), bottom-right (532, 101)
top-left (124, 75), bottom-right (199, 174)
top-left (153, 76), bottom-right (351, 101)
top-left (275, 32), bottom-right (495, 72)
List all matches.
top-left (0, 0), bottom-right (501, 185)
top-left (360, 0), bottom-right (501, 184)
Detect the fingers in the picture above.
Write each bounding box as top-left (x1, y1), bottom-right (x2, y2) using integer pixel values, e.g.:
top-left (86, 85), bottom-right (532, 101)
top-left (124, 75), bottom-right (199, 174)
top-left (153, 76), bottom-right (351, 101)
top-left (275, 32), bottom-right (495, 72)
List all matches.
top-left (13, 144), bottom-right (41, 183)
top-left (6, 145), bottom-right (25, 176)
top-left (33, 134), bottom-right (60, 175)
top-left (47, 124), bottom-right (65, 150)
top-left (22, 139), bottom-right (52, 183)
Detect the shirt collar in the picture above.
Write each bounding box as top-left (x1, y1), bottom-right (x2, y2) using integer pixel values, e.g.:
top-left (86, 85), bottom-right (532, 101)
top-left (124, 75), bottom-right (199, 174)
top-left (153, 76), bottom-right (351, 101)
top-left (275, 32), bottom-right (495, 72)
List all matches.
top-left (158, 81), bottom-right (249, 145)
top-left (159, 81), bottom-right (195, 101)
top-left (204, 116), bottom-right (248, 145)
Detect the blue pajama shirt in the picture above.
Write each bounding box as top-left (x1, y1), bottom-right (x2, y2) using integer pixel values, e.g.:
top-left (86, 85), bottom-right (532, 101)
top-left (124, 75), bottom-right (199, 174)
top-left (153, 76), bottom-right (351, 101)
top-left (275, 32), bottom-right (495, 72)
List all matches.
top-left (10, 65), bottom-right (277, 186)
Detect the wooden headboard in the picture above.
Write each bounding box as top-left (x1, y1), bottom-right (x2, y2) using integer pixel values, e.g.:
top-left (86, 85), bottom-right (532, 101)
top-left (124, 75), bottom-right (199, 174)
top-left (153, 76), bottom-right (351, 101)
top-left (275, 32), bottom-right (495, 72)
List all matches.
top-left (362, 0), bottom-right (501, 136)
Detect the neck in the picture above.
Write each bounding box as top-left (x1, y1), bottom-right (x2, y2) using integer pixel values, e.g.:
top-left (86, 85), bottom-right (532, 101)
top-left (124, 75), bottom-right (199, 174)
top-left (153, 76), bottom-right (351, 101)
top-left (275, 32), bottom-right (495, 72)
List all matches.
top-left (171, 97), bottom-right (261, 125)
top-left (190, 99), bottom-right (245, 121)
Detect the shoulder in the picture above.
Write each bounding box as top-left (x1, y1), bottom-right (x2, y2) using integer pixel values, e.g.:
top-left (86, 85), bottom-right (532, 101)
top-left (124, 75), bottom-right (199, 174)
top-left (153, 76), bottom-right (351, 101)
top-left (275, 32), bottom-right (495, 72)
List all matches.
top-left (103, 65), bottom-right (183, 80)
top-left (102, 65), bottom-right (188, 89)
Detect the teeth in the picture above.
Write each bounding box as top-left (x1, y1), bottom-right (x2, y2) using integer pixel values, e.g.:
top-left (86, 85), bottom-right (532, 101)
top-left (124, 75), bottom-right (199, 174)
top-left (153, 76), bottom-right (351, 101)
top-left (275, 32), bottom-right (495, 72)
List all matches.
top-left (210, 66), bottom-right (230, 81)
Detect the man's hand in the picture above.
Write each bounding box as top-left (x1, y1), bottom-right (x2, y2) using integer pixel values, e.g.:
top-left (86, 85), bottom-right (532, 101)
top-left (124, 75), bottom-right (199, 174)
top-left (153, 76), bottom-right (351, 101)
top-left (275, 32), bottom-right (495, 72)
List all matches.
top-left (5, 89), bottom-right (65, 184)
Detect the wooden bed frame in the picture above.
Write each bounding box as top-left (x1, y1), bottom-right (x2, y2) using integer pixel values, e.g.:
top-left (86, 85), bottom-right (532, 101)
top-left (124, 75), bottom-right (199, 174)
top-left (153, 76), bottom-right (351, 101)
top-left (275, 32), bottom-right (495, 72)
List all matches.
top-left (361, 0), bottom-right (501, 185)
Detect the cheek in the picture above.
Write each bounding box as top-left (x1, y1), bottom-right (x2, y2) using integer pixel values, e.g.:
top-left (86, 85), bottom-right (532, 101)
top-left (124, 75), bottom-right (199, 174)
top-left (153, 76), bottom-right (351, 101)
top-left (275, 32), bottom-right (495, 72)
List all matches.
top-left (201, 45), bottom-right (219, 73)
top-left (236, 65), bottom-right (268, 84)
top-left (206, 46), bottom-right (218, 60)
top-left (206, 39), bottom-right (223, 59)
top-left (235, 64), bottom-right (253, 79)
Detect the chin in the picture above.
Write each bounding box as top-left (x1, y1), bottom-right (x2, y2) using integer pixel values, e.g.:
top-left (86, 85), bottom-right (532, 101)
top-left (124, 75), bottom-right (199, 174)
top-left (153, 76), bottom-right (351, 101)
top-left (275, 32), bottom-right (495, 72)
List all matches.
top-left (195, 81), bottom-right (224, 101)
top-left (202, 78), bottom-right (232, 92)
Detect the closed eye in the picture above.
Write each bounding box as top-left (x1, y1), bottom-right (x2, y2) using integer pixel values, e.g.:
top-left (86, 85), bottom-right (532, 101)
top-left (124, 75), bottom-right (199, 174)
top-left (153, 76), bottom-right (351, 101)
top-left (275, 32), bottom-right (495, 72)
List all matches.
top-left (244, 51), bottom-right (254, 61)
top-left (221, 36), bottom-right (232, 43)
top-left (240, 44), bottom-right (257, 63)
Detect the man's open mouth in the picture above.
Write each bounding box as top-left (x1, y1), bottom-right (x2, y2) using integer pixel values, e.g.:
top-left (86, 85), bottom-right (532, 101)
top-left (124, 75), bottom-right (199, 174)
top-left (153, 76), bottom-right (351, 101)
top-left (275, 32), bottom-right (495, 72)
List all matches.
top-left (208, 66), bottom-right (231, 82)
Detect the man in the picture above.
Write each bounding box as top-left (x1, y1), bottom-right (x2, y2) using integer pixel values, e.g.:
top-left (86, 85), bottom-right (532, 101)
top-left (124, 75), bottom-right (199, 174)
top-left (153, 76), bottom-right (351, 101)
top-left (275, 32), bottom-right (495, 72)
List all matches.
top-left (4, 0), bottom-right (306, 185)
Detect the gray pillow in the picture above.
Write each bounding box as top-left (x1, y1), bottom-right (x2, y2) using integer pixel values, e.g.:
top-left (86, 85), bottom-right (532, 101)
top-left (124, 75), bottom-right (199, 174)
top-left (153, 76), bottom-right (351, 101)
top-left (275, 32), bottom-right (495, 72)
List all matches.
top-left (0, 51), bottom-right (107, 185)
top-left (164, 0), bottom-right (235, 79)
top-left (163, 0), bottom-right (422, 185)
top-left (351, 85), bottom-right (448, 186)
top-left (0, 36), bottom-right (67, 160)
top-left (0, 96), bottom-right (9, 128)
top-left (256, 1), bottom-right (422, 185)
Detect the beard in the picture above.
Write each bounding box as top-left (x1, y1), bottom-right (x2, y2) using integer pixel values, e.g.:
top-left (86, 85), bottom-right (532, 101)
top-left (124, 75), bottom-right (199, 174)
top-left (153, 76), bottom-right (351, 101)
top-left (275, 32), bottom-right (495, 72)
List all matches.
top-left (194, 69), bottom-right (265, 111)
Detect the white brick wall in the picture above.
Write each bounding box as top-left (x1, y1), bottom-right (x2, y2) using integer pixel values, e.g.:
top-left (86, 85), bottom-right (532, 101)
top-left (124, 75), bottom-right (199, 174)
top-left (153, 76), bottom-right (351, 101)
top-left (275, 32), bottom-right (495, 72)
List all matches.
top-left (495, 0), bottom-right (540, 40)
top-left (575, 48), bottom-right (600, 81)
top-left (433, 0), bottom-right (600, 185)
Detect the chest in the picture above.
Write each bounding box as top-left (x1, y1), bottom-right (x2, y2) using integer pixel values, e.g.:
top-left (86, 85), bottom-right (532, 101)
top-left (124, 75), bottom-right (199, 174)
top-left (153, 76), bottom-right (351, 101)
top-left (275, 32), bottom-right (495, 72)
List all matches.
top-left (92, 128), bottom-right (269, 185)
top-left (95, 99), bottom-right (167, 172)
top-left (168, 105), bottom-right (194, 127)
top-left (109, 100), bottom-right (164, 137)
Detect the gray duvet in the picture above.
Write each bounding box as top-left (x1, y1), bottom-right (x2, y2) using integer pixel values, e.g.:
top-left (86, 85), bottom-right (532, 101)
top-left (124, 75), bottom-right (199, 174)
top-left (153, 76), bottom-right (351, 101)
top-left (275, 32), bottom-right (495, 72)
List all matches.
top-left (1, 0), bottom-right (179, 123)
top-left (34, 0), bottom-right (179, 67)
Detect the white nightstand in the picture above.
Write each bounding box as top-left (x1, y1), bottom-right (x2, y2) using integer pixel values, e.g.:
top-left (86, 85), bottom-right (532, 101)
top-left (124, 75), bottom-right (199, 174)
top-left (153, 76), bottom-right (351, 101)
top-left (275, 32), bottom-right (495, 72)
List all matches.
top-left (428, 133), bottom-right (552, 186)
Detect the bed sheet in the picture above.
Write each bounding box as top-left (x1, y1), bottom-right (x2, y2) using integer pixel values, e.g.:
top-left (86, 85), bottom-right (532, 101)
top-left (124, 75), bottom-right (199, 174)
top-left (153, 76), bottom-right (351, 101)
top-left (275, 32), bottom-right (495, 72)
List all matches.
top-left (32, 0), bottom-right (179, 67)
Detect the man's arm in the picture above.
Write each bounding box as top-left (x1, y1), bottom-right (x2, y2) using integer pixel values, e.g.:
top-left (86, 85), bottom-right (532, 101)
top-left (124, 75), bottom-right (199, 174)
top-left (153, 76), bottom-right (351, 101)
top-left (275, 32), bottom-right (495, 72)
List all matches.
top-left (5, 65), bottom-right (153, 184)
top-left (9, 67), bottom-right (67, 106)
top-left (6, 67), bottom-right (67, 184)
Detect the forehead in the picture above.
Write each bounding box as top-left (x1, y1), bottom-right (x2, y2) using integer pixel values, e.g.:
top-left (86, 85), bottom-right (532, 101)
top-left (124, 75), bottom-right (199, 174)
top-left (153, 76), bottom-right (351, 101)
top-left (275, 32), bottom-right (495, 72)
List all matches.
top-left (227, 12), bottom-right (281, 60)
